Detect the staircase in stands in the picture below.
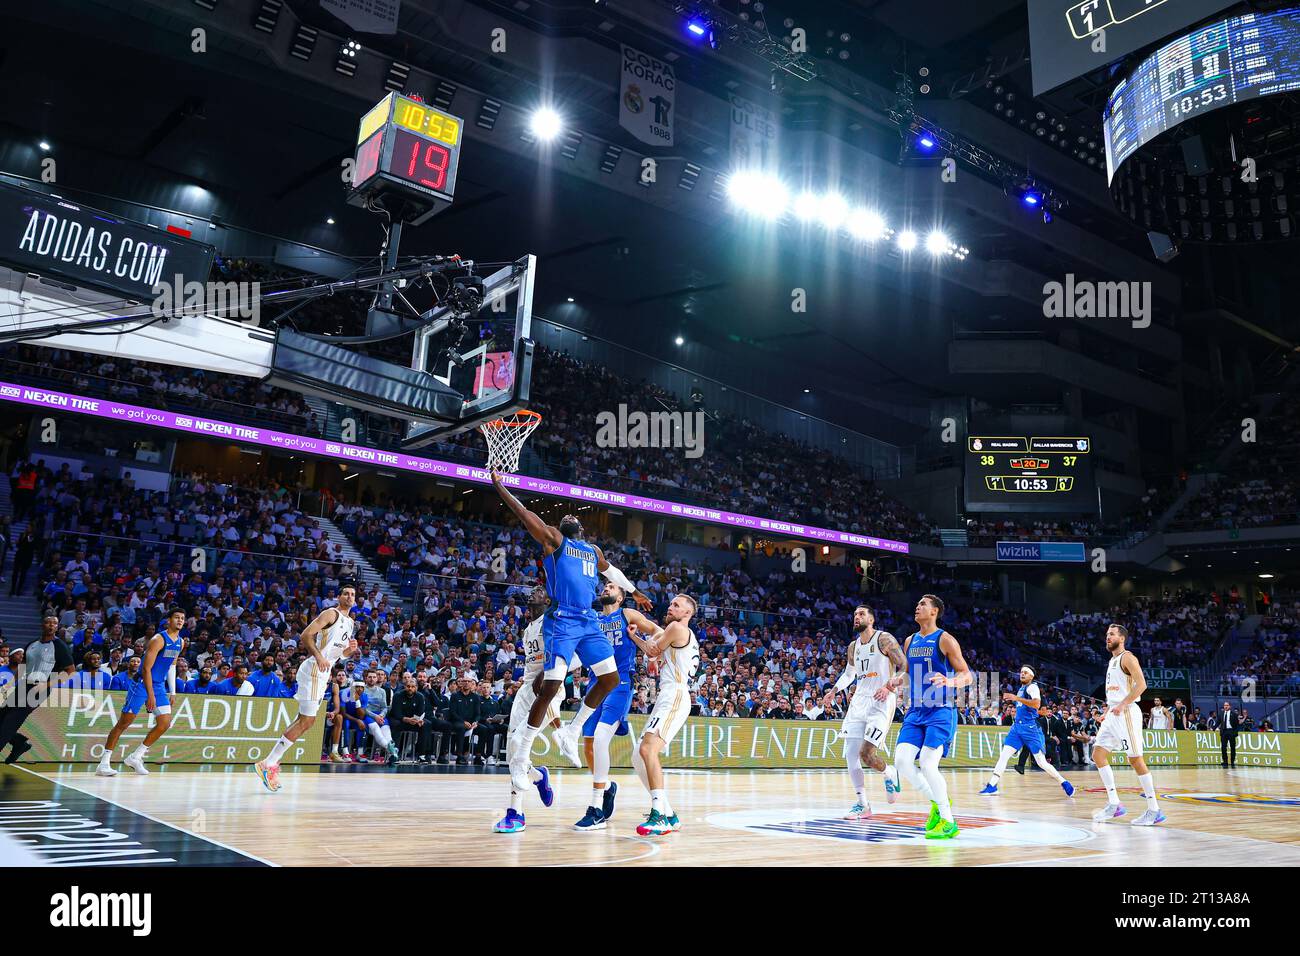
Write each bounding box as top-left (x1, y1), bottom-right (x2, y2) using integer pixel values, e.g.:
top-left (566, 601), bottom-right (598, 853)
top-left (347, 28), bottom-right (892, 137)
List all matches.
top-left (0, 474), bottom-right (42, 648)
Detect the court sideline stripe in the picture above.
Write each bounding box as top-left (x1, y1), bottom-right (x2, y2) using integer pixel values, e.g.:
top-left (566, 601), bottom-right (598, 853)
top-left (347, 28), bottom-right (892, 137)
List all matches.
top-left (12, 765), bottom-right (279, 867)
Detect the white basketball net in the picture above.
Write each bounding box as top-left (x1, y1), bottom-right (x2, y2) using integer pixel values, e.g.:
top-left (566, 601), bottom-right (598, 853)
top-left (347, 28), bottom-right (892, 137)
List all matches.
top-left (479, 410), bottom-right (542, 473)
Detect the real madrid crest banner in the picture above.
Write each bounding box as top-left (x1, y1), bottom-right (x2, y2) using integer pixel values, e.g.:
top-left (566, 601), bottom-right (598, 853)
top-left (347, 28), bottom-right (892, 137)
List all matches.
top-left (619, 44), bottom-right (675, 147)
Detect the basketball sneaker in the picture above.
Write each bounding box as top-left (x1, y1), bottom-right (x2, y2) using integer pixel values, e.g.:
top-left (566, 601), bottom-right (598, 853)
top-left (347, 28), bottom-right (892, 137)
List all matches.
top-left (508, 758), bottom-right (533, 793)
top-left (254, 760), bottom-right (282, 793)
top-left (1061, 780), bottom-right (1075, 797)
top-left (573, 806), bottom-right (607, 831)
top-left (492, 809), bottom-right (526, 834)
top-left (978, 783), bottom-right (998, 795)
top-left (601, 780), bottom-right (618, 819)
top-left (844, 802), bottom-right (870, 820)
top-left (1092, 802), bottom-right (1127, 822)
top-left (124, 751), bottom-right (149, 775)
top-left (552, 725), bottom-right (582, 767)
top-left (665, 811), bottom-right (681, 832)
top-left (636, 809), bottom-right (672, 836)
top-left (328, 751), bottom-right (346, 763)
top-left (1131, 809), bottom-right (1166, 826)
top-left (534, 765), bottom-right (554, 807)
top-left (925, 818), bottom-right (959, 840)
top-left (925, 801), bottom-right (942, 831)
top-left (95, 757), bottom-right (118, 777)
top-left (883, 766), bottom-right (901, 804)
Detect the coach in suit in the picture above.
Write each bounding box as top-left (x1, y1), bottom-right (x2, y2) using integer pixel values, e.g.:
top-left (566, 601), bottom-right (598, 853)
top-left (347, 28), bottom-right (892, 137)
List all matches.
top-left (1217, 701), bottom-right (1240, 767)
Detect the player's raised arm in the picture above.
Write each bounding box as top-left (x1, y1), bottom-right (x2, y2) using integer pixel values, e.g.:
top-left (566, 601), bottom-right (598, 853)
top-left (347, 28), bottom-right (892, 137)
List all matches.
top-left (621, 606), bottom-right (664, 645)
top-left (935, 632), bottom-right (973, 688)
top-left (491, 469), bottom-right (562, 552)
top-left (873, 632), bottom-right (908, 702)
top-left (1119, 651), bottom-right (1147, 711)
top-left (593, 545), bottom-right (653, 611)
top-left (300, 606), bottom-right (341, 671)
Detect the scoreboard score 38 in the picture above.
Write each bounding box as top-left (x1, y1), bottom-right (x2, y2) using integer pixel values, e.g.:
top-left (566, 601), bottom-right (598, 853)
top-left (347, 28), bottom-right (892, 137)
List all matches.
top-left (964, 434), bottom-right (1097, 514)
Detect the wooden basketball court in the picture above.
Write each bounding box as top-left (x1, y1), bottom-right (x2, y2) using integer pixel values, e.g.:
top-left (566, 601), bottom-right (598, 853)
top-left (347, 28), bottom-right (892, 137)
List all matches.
top-left (5, 762), bottom-right (1298, 866)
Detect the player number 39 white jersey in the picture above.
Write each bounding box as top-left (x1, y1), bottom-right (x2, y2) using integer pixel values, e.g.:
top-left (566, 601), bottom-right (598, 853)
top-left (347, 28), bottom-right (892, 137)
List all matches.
top-left (658, 629), bottom-right (700, 692)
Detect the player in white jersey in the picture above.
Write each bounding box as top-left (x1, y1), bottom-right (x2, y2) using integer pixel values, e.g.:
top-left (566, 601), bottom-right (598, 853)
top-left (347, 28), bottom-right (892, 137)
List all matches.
top-left (824, 605), bottom-right (906, 819)
top-left (253, 585), bottom-right (358, 792)
top-left (1092, 623), bottom-right (1165, 826)
top-left (627, 593), bottom-right (699, 837)
top-left (494, 587), bottom-right (574, 834)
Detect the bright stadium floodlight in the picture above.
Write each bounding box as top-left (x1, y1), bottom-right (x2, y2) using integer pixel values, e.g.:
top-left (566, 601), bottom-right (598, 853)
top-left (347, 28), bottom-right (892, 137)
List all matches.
top-left (897, 229), bottom-right (918, 252)
top-left (846, 208), bottom-right (888, 241)
top-left (528, 107), bottom-right (563, 141)
top-left (925, 230), bottom-right (950, 255)
top-left (813, 192), bottom-right (849, 230)
top-left (725, 170), bottom-right (789, 220)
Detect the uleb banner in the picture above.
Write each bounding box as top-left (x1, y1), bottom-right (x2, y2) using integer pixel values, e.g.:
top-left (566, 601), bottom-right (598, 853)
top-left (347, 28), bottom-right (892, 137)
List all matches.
top-left (15, 690), bottom-right (324, 765)
top-left (534, 715), bottom-right (1300, 769)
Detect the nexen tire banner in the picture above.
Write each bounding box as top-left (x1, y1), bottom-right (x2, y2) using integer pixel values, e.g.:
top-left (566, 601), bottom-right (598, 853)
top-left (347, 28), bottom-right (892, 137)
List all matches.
top-left (15, 690), bottom-right (325, 765)
top-left (532, 716), bottom-right (1300, 769)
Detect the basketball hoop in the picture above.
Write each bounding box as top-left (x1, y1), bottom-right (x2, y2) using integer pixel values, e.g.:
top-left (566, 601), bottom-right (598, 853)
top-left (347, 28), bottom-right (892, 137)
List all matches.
top-left (479, 409), bottom-right (542, 473)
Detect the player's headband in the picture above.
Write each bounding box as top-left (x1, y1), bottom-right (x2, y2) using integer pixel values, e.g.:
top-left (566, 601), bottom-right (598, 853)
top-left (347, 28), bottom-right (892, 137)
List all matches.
top-left (1022, 666), bottom-right (1035, 678)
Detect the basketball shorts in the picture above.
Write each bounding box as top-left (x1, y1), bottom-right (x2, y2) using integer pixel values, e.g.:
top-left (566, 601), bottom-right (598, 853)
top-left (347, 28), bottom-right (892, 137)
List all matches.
top-left (842, 691), bottom-right (896, 746)
top-left (1095, 704), bottom-right (1144, 757)
top-left (584, 676), bottom-right (633, 736)
top-left (508, 671), bottom-right (562, 737)
top-left (294, 658), bottom-right (332, 718)
top-left (897, 707), bottom-right (956, 755)
top-left (640, 683), bottom-right (691, 748)
top-left (1004, 721), bottom-right (1045, 755)
top-left (542, 609), bottom-right (612, 673)
top-left (122, 681), bottom-right (170, 716)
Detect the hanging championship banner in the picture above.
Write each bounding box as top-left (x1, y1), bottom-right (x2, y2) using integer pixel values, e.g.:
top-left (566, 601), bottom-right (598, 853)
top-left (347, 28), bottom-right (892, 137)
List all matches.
top-left (618, 44), bottom-right (675, 146)
top-left (320, 0), bottom-right (400, 36)
top-left (729, 92), bottom-right (779, 170)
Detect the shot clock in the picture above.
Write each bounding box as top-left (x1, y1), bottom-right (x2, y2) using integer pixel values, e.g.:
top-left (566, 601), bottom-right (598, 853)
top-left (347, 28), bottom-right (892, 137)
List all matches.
top-left (964, 434), bottom-right (1097, 514)
top-left (347, 93), bottom-right (464, 224)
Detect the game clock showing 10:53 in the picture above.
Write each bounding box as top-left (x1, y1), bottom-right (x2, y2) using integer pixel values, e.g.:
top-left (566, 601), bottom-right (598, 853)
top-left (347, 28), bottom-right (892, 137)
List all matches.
top-left (964, 434), bottom-right (1096, 514)
top-left (350, 93), bottom-right (463, 209)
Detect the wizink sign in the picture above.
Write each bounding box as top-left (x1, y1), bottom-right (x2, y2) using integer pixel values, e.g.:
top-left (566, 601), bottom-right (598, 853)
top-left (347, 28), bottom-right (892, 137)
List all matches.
top-left (1042, 274), bottom-right (1152, 328)
top-left (995, 540), bottom-right (1086, 562)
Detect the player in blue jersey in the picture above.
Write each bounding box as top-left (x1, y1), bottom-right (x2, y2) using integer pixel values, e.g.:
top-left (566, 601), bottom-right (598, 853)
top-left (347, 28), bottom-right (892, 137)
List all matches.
top-left (882, 594), bottom-right (970, 840)
top-left (95, 608), bottom-right (187, 777)
top-left (978, 665), bottom-right (1074, 797)
top-left (573, 582), bottom-right (663, 832)
top-left (491, 470), bottom-right (652, 794)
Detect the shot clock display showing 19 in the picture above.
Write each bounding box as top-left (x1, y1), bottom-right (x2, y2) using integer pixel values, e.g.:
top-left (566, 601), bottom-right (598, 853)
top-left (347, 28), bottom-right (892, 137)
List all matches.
top-left (348, 93), bottom-right (464, 223)
top-left (964, 434), bottom-right (1097, 514)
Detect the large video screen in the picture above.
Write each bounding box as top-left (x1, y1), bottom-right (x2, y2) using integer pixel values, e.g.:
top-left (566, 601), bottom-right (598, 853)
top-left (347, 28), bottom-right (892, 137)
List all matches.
top-left (1029, 0), bottom-right (1240, 95)
top-left (964, 433), bottom-right (1097, 514)
top-left (1104, 6), bottom-right (1300, 182)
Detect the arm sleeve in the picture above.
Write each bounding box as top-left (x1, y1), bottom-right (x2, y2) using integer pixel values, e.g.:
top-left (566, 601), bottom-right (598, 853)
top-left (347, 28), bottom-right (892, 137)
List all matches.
top-left (167, 664), bottom-right (177, 696)
top-left (832, 660), bottom-right (856, 692)
top-left (600, 563), bottom-right (638, 595)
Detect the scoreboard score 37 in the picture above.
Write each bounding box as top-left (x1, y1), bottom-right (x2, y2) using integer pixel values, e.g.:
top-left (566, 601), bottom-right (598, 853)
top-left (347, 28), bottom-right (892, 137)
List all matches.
top-left (964, 434), bottom-right (1096, 514)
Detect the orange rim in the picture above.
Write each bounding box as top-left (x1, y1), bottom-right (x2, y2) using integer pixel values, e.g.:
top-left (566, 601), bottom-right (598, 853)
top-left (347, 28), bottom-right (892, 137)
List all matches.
top-left (482, 409), bottom-right (542, 430)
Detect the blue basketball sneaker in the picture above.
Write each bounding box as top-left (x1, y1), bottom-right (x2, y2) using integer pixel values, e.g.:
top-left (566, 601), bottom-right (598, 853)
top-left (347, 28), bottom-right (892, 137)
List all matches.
top-left (883, 765), bottom-right (901, 803)
top-left (602, 780), bottom-right (618, 820)
top-left (573, 806), bottom-right (607, 831)
top-left (978, 782), bottom-right (998, 795)
top-left (1061, 780), bottom-right (1075, 797)
top-left (534, 765), bottom-right (554, 807)
top-left (492, 808), bottom-right (526, 833)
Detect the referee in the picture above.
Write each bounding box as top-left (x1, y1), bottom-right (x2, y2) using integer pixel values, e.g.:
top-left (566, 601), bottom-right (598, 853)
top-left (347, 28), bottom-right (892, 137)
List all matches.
top-left (0, 615), bottom-right (74, 763)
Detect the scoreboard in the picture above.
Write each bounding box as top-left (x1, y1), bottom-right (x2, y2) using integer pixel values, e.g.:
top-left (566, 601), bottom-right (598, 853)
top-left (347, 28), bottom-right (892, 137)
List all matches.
top-left (347, 93), bottom-right (464, 224)
top-left (964, 434), bottom-right (1096, 514)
